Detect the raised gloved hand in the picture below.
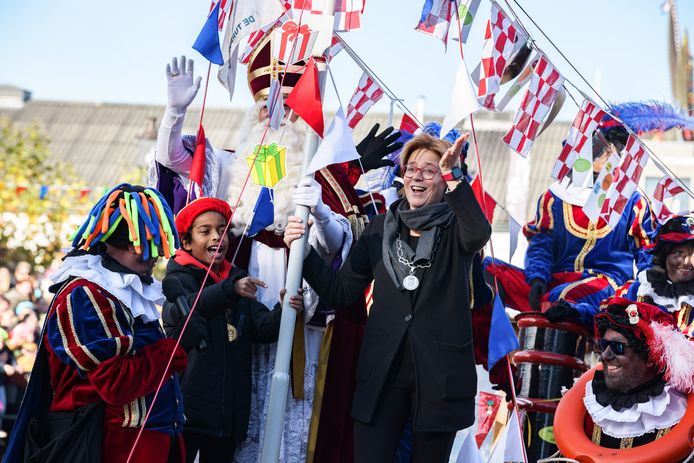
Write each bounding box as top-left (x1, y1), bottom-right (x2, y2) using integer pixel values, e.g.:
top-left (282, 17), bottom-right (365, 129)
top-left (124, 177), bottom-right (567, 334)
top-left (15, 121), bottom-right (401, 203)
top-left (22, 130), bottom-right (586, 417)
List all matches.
top-left (353, 123), bottom-right (403, 172)
top-left (544, 301), bottom-right (580, 324)
top-left (175, 312), bottom-right (208, 353)
top-left (293, 178), bottom-right (330, 222)
top-left (166, 56), bottom-right (202, 114)
top-left (528, 278), bottom-right (547, 311)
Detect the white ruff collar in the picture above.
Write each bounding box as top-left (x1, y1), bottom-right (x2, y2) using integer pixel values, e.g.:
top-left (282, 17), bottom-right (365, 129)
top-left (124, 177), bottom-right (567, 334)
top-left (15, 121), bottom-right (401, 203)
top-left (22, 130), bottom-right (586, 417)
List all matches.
top-left (583, 379), bottom-right (687, 438)
top-left (636, 270), bottom-right (694, 313)
top-left (549, 179), bottom-right (592, 206)
top-left (51, 254), bottom-right (164, 323)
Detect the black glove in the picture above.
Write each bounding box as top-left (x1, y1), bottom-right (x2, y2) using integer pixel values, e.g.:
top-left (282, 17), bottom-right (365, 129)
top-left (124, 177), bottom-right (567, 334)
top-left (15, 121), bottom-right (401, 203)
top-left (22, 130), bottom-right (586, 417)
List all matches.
top-left (528, 278), bottom-right (547, 311)
top-left (175, 312), bottom-right (208, 353)
top-left (544, 302), bottom-right (580, 323)
top-left (353, 123), bottom-right (403, 172)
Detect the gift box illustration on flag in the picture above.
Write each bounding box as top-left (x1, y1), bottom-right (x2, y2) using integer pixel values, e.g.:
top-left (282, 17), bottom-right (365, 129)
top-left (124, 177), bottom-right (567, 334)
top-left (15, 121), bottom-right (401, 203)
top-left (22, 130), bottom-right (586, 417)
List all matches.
top-left (272, 20), bottom-right (318, 65)
top-left (246, 143), bottom-right (287, 188)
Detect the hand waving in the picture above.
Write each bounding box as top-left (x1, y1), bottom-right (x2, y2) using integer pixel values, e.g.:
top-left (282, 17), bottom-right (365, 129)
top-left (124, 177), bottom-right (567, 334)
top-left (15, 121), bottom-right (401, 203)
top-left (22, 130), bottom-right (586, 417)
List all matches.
top-left (354, 123), bottom-right (402, 172)
top-left (166, 56), bottom-right (202, 113)
top-left (439, 133), bottom-right (469, 175)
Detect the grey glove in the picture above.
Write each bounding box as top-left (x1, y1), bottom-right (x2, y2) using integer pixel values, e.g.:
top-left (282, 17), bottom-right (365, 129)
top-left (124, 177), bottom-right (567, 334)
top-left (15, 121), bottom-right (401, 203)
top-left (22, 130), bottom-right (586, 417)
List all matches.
top-left (528, 278), bottom-right (547, 311)
top-left (166, 56), bottom-right (202, 114)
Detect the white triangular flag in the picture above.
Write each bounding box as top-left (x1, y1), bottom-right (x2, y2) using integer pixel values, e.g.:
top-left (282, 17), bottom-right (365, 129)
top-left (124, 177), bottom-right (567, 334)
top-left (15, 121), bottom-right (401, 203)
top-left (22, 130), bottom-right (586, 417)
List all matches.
top-left (305, 107), bottom-right (359, 174)
top-left (509, 216), bottom-right (521, 261)
top-left (486, 419), bottom-right (509, 463)
top-left (441, 59), bottom-right (481, 137)
top-left (504, 408), bottom-right (526, 462)
top-left (456, 431), bottom-right (485, 463)
top-left (267, 79), bottom-right (284, 131)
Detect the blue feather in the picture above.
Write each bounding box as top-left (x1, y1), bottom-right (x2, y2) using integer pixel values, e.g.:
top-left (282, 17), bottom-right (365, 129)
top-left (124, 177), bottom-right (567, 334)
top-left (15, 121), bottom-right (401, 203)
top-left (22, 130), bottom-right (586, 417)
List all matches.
top-left (609, 101), bottom-right (694, 135)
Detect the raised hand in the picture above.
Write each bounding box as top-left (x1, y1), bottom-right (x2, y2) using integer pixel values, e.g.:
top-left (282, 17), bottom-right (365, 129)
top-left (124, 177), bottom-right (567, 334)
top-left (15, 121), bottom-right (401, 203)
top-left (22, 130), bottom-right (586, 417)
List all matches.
top-left (354, 123), bottom-right (402, 172)
top-left (166, 55), bottom-right (202, 113)
top-left (439, 133), bottom-right (470, 175)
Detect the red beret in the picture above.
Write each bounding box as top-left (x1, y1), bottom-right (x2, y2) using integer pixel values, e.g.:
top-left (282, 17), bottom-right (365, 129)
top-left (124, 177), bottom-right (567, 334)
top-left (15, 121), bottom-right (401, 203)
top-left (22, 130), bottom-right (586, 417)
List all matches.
top-left (175, 198), bottom-right (232, 236)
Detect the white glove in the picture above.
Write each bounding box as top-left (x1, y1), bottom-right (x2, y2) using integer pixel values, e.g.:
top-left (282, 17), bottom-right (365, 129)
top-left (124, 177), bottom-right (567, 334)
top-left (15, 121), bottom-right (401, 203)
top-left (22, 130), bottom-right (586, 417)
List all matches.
top-left (166, 56), bottom-right (202, 114)
top-left (293, 178), bottom-right (330, 222)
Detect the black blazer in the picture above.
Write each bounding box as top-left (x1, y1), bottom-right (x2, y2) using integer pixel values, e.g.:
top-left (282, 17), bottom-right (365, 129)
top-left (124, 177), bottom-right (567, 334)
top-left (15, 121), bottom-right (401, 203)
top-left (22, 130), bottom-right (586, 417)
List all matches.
top-left (303, 180), bottom-right (491, 432)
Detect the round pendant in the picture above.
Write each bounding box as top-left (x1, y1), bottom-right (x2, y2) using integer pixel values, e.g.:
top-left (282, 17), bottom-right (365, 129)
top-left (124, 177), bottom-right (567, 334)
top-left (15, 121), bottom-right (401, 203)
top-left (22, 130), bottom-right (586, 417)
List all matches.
top-left (403, 274), bottom-right (420, 291)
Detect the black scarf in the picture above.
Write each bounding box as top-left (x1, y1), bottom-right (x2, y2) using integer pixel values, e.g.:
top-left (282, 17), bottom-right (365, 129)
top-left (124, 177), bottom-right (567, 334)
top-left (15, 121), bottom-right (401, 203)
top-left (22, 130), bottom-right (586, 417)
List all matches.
top-left (382, 198), bottom-right (454, 291)
top-left (644, 267), bottom-right (694, 301)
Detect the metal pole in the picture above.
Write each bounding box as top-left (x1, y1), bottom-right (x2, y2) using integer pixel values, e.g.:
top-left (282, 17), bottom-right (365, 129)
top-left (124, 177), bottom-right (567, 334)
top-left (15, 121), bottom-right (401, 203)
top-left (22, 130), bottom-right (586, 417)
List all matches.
top-left (260, 9), bottom-right (334, 463)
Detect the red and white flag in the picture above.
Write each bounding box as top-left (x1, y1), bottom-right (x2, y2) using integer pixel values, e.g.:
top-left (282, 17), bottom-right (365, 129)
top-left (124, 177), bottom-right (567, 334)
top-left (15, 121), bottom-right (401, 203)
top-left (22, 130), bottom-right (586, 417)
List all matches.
top-left (345, 72), bottom-right (384, 129)
top-left (600, 135), bottom-right (650, 228)
top-left (477, 2), bottom-right (524, 110)
top-left (652, 175), bottom-right (686, 223)
top-left (502, 55), bottom-right (564, 157)
top-left (551, 98), bottom-right (607, 181)
top-left (292, 0), bottom-right (365, 31)
top-left (415, 0), bottom-right (454, 46)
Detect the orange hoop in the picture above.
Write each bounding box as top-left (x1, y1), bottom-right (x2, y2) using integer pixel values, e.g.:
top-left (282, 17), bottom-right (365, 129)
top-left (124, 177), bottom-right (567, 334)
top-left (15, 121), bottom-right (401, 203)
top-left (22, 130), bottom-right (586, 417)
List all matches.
top-left (554, 366), bottom-right (694, 463)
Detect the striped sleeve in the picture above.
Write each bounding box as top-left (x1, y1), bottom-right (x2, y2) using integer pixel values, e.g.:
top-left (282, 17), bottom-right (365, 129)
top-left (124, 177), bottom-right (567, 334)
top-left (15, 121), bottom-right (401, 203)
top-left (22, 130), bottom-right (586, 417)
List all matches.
top-left (47, 282), bottom-right (134, 374)
top-left (523, 191), bottom-right (555, 239)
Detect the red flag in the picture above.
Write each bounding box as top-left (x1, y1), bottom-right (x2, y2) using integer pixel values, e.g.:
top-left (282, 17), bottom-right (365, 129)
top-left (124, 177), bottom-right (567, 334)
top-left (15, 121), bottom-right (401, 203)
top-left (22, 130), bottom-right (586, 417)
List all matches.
top-left (286, 58), bottom-right (324, 136)
top-left (79, 188), bottom-right (91, 200)
top-left (190, 124), bottom-right (207, 191)
top-left (15, 185), bottom-right (27, 195)
top-left (399, 113), bottom-right (419, 134)
top-left (475, 391), bottom-right (502, 447)
top-left (471, 175), bottom-right (496, 223)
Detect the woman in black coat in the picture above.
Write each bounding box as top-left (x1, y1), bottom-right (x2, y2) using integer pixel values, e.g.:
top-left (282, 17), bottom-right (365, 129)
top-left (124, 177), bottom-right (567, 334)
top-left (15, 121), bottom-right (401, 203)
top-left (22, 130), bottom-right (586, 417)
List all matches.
top-left (284, 132), bottom-right (491, 462)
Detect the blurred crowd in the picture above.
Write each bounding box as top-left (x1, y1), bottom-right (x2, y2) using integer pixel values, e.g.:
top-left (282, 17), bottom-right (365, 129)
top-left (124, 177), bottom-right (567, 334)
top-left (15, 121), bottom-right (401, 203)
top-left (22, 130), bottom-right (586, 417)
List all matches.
top-left (0, 261), bottom-right (55, 440)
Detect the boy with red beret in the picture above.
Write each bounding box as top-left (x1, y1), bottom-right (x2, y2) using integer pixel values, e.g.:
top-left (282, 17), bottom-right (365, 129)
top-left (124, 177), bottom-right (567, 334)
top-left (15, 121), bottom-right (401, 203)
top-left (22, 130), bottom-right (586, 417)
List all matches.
top-left (162, 197), bottom-right (301, 463)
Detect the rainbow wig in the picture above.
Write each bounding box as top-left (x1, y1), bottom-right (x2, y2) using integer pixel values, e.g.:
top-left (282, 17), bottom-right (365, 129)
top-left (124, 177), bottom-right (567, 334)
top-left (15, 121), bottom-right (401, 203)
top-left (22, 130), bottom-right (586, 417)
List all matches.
top-left (70, 183), bottom-right (179, 260)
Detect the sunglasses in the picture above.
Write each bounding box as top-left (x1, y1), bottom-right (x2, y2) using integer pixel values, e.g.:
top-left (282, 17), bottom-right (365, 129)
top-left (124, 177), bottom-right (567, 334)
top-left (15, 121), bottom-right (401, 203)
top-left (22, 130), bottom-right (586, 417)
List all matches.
top-left (595, 338), bottom-right (631, 355)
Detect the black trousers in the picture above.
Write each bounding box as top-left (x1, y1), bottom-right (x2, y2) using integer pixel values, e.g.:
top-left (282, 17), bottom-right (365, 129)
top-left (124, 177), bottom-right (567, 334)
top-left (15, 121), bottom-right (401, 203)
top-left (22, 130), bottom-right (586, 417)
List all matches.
top-left (183, 431), bottom-right (236, 463)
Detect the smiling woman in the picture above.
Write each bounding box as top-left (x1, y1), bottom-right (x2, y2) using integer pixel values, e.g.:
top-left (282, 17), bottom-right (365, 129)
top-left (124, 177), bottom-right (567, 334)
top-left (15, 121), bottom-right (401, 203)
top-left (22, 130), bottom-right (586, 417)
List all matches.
top-left (283, 131), bottom-right (492, 462)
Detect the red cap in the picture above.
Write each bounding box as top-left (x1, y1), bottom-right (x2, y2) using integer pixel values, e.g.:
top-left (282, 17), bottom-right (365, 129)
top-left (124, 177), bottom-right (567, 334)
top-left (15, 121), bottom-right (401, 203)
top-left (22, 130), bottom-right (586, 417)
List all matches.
top-left (175, 198), bottom-right (231, 236)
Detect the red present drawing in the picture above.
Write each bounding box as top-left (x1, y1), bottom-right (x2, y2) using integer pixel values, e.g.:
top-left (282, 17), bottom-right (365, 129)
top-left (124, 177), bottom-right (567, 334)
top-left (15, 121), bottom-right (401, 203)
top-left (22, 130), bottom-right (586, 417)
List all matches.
top-left (272, 20), bottom-right (318, 65)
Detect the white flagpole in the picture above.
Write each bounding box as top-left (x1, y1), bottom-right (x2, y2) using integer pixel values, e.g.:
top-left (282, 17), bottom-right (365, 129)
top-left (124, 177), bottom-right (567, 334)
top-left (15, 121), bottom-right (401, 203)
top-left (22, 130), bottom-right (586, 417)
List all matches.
top-left (259, 3), bottom-right (335, 461)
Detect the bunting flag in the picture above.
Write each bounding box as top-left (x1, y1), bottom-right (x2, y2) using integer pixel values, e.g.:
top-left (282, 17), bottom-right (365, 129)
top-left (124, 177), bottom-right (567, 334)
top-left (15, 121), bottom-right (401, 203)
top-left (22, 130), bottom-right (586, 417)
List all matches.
top-left (218, 0), bottom-right (284, 100)
top-left (267, 79), bottom-right (285, 131)
top-left (291, 0), bottom-right (365, 32)
top-left (487, 294), bottom-right (519, 370)
top-left (504, 408), bottom-right (526, 462)
top-left (502, 55), bottom-right (564, 157)
top-left (415, 0), bottom-right (454, 46)
top-left (238, 13), bottom-right (288, 64)
top-left (477, 2), bottom-right (524, 110)
top-left (475, 392), bottom-right (503, 447)
top-left (247, 187), bottom-right (275, 236)
top-left (345, 72), bottom-right (384, 129)
top-left (286, 57), bottom-right (325, 136)
top-left (400, 113), bottom-right (420, 134)
top-left (455, 0), bottom-right (482, 44)
top-left (327, 35), bottom-right (345, 60)
top-left (455, 431), bottom-right (485, 463)
top-left (652, 175), bottom-right (686, 223)
top-left (39, 185), bottom-right (49, 200)
top-left (306, 107), bottom-right (360, 174)
top-left (509, 216), bottom-right (521, 261)
top-left (551, 98), bottom-right (607, 181)
top-left (441, 59), bottom-right (481, 137)
top-left (583, 149), bottom-right (621, 222)
top-left (599, 135), bottom-right (649, 228)
top-left (190, 125), bottom-right (207, 197)
top-left (192, 0), bottom-right (225, 65)
top-left (471, 175), bottom-right (496, 223)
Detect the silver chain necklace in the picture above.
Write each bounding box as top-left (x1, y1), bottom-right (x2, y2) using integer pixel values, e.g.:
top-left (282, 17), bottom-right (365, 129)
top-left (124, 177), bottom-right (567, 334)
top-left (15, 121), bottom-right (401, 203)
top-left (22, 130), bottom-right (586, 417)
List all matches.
top-left (395, 236), bottom-right (433, 290)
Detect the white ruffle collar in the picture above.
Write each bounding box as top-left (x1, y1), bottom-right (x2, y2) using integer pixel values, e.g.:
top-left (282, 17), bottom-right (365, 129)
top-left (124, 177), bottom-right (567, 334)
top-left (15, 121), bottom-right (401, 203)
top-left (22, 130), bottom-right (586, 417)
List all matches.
top-left (51, 254), bottom-right (164, 323)
top-left (636, 270), bottom-right (694, 313)
top-left (583, 378), bottom-right (687, 438)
